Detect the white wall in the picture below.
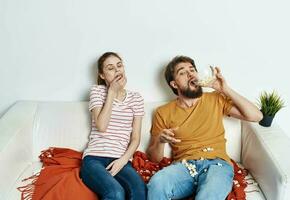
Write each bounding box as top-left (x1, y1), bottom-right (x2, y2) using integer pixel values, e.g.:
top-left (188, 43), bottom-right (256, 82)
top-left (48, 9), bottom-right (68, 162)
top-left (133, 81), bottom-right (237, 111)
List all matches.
top-left (1, 0), bottom-right (289, 135)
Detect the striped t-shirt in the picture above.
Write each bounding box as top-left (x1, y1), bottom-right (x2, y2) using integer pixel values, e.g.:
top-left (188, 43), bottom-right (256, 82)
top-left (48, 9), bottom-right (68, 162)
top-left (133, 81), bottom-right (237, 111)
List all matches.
top-left (83, 85), bottom-right (144, 158)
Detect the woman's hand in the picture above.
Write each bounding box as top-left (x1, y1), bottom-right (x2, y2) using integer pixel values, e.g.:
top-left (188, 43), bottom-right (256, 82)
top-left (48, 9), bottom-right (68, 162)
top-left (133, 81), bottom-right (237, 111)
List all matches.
top-left (109, 74), bottom-right (127, 93)
top-left (208, 66), bottom-right (229, 93)
top-left (106, 156), bottom-right (129, 176)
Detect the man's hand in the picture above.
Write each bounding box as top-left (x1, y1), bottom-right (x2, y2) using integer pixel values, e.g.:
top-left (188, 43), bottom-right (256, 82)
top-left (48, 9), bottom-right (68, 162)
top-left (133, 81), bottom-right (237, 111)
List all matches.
top-left (106, 156), bottom-right (128, 176)
top-left (208, 66), bottom-right (229, 93)
top-left (159, 127), bottom-right (181, 144)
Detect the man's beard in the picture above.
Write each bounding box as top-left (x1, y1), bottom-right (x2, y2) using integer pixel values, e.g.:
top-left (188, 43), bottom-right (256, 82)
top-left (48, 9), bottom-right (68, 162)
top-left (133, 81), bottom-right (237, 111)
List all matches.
top-left (180, 85), bottom-right (203, 98)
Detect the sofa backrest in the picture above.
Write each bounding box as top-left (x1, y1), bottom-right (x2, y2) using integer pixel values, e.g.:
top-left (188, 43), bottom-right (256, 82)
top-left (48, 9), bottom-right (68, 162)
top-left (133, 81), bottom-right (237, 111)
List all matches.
top-left (32, 101), bottom-right (241, 162)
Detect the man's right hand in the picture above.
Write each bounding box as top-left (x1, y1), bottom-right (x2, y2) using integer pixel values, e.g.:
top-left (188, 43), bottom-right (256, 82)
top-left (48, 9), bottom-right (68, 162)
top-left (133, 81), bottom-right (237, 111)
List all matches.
top-left (159, 127), bottom-right (181, 144)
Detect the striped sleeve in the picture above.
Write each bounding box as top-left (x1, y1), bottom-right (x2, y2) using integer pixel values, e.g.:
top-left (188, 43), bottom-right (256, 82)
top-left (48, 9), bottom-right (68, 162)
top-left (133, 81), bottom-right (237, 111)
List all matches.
top-left (89, 85), bottom-right (106, 112)
top-left (132, 92), bottom-right (144, 117)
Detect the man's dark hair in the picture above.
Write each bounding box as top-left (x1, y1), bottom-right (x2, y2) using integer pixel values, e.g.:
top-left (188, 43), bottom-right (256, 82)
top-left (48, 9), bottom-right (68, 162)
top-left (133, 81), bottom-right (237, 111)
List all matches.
top-left (164, 56), bottom-right (197, 95)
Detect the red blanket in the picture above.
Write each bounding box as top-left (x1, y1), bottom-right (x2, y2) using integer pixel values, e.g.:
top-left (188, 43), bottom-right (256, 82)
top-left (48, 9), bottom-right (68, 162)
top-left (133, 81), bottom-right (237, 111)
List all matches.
top-left (18, 147), bottom-right (247, 200)
top-left (18, 148), bottom-right (98, 200)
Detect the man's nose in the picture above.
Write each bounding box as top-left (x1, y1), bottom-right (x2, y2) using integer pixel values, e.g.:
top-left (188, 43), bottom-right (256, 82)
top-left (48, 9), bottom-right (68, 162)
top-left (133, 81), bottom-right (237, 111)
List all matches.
top-left (188, 72), bottom-right (195, 78)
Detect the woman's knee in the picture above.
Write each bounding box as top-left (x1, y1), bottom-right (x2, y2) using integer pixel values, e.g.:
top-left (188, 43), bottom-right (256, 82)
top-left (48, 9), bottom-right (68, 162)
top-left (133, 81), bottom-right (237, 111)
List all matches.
top-left (130, 179), bottom-right (147, 199)
top-left (103, 185), bottom-right (125, 200)
top-left (116, 165), bottom-right (147, 199)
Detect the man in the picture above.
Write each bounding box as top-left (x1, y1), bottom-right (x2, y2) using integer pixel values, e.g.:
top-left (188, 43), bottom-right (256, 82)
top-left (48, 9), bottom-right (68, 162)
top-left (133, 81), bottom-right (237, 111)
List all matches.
top-left (146, 56), bottom-right (262, 200)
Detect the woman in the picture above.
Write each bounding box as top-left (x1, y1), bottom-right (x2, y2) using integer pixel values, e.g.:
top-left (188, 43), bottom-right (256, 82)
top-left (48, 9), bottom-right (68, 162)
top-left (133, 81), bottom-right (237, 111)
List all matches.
top-left (80, 52), bottom-right (147, 200)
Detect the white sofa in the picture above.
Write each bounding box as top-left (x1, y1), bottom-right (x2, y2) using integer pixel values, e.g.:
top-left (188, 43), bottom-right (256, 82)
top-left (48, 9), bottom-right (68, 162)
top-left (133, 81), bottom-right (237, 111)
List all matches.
top-left (1, 101), bottom-right (290, 200)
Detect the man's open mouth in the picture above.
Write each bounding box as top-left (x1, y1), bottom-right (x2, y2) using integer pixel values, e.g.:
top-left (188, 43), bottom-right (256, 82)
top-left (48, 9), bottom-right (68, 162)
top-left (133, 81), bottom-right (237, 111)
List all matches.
top-left (189, 79), bottom-right (198, 87)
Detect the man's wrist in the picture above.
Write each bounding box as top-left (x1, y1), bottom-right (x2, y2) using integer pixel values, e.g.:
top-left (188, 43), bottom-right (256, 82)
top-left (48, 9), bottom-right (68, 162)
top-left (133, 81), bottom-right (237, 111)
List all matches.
top-left (221, 85), bottom-right (232, 97)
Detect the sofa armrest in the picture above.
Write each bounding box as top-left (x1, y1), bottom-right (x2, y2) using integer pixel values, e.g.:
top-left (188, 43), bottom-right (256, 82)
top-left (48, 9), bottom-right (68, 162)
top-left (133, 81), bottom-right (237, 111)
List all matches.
top-left (0, 101), bottom-right (37, 200)
top-left (241, 121), bottom-right (290, 200)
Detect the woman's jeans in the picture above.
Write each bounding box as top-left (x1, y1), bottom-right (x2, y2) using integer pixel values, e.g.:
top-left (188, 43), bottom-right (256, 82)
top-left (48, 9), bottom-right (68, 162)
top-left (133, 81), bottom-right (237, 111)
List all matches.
top-left (80, 155), bottom-right (147, 200)
top-left (147, 158), bottom-right (234, 200)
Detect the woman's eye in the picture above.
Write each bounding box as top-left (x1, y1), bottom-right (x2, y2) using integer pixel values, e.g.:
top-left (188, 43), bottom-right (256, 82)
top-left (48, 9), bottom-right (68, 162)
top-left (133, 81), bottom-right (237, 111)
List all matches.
top-left (117, 64), bottom-right (123, 68)
top-left (108, 67), bottom-right (114, 70)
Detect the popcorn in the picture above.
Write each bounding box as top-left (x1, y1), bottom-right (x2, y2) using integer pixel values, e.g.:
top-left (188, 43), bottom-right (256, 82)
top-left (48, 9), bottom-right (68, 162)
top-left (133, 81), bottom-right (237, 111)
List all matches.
top-left (202, 147), bottom-right (214, 152)
top-left (182, 159), bottom-right (198, 177)
top-left (197, 76), bottom-right (216, 87)
top-left (217, 163), bottom-right (223, 167)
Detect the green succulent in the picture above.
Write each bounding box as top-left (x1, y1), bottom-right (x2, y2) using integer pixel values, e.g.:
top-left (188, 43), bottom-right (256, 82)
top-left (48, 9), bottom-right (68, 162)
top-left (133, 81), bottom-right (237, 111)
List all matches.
top-left (258, 91), bottom-right (285, 117)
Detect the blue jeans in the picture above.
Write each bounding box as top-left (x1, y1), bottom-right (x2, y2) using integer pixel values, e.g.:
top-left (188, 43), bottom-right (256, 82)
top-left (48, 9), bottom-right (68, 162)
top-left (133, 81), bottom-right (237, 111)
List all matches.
top-left (80, 155), bottom-right (147, 200)
top-left (147, 158), bottom-right (234, 200)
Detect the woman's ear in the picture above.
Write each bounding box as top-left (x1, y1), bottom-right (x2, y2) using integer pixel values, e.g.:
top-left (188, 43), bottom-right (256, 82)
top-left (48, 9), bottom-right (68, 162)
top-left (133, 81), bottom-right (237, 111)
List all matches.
top-left (170, 81), bottom-right (178, 89)
top-left (99, 73), bottom-right (105, 80)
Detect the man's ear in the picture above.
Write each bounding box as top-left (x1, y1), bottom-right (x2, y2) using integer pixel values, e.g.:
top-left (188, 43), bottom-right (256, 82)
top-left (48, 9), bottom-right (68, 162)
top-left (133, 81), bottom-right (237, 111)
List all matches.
top-left (170, 81), bottom-right (178, 89)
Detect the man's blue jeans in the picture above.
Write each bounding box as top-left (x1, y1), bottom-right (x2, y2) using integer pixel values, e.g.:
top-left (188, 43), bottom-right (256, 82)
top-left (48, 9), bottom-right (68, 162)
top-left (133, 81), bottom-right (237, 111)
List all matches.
top-left (80, 155), bottom-right (147, 200)
top-left (147, 158), bottom-right (234, 200)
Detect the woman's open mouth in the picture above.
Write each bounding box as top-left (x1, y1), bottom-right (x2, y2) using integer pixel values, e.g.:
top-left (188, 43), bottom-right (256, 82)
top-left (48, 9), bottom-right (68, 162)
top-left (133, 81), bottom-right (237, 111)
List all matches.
top-left (115, 74), bottom-right (123, 79)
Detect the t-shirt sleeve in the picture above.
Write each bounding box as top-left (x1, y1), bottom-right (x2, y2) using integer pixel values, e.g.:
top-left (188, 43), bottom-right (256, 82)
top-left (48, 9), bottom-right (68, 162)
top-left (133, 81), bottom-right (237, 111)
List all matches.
top-left (88, 85), bottom-right (106, 112)
top-left (150, 109), bottom-right (167, 136)
top-left (132, 92), bottom-right (144, 117)
top-left (216, 92), bottom-right (234, 116)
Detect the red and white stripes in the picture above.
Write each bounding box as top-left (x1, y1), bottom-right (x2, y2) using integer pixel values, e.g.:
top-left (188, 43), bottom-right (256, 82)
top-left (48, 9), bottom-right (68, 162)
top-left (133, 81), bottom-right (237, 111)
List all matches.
top-left (83, 85), bottom-right (144, 158)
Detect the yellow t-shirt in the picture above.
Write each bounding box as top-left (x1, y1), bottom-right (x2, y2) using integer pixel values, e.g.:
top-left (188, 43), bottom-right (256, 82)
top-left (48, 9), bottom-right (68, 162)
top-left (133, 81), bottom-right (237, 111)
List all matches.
top-left (151, 92), bottom-right (233, 164)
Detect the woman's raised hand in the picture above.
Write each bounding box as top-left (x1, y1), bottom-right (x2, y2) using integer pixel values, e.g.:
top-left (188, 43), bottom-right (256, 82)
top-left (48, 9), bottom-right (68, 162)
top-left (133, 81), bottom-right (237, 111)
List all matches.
top-left (109, 74), bottom-right (127, 93)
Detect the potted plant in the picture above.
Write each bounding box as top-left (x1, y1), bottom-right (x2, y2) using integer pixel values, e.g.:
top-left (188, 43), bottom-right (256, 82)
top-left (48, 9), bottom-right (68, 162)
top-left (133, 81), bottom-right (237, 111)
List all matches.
top-left (258, 90), bottom-right (285, 127)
